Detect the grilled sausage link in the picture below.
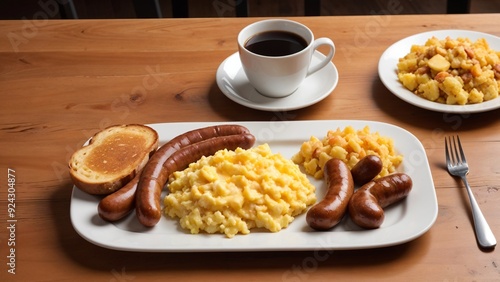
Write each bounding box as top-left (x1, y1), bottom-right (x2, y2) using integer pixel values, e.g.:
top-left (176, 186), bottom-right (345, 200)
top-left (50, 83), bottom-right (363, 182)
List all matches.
top-left (350, 155), bottom-right (383, 186)
top-left (136, 133), bottom-right (256, 227)
top-left (306, 158), bottom-right (354, 230)
top-left (348, 173), bottom-right (412, 229)
top-left (98, 176), bottom-right (140, 221)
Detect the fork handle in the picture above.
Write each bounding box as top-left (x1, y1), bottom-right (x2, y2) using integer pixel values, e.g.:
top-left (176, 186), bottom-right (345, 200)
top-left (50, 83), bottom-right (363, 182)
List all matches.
top-left (461, 176), bottom-right (497, 248)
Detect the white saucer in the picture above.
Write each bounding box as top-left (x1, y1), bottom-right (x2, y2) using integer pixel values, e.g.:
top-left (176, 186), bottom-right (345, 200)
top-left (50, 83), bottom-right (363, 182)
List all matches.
top-left (216, 51), bottom-right (338, 111)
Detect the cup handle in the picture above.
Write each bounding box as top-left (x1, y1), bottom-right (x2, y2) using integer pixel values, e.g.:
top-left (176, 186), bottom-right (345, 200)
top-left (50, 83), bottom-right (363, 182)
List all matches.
top-left (307, 37), bottom-right (335, 76)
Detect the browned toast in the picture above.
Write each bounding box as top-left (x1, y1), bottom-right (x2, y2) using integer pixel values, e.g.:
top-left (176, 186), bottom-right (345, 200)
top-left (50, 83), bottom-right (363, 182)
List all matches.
top-left (69, 124), bottom-right (159, 195)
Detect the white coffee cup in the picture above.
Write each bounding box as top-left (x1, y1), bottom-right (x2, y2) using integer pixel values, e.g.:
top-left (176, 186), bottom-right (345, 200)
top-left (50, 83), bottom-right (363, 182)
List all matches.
top-left (237, 19), bottom-right (335, 98)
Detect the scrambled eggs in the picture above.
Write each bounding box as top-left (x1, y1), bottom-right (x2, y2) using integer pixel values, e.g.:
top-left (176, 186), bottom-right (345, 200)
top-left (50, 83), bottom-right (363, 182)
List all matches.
top-left (292, 126), bottom-right (403, 179)
top-left (164, 144), bottom-right (316, 238)
top-left (397, 36), bottom-right (500, 105)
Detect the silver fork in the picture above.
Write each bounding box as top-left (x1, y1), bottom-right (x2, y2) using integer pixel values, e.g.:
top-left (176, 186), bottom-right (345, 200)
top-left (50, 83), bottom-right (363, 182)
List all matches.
top-left (445, 136), bottom-right (496, 249)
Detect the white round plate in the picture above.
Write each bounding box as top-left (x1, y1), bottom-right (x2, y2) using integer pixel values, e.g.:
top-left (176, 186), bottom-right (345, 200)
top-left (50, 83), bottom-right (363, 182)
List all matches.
top-left (378, 29), bottom-right (500, 113)
top-left (216, 51), bottom-right (338, 111)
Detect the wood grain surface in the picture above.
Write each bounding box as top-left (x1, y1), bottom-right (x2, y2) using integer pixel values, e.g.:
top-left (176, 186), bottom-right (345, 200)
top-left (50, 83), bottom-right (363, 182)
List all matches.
top-left (0, 13), bottom-right (499, 281)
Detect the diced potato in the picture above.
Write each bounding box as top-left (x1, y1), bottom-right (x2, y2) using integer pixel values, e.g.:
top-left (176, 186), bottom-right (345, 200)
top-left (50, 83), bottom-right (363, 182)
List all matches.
top-left (441, 77), bottom-right (468, 105)
top-left (416, 73), bottom-right (431, 84)
top-left (398, 73), bottom-right (418, 91)
top-left (436, 46), bottom-right (447, 56)
top-left (470, 63), bottom-right (482, 77)
top-left (481, 81), bottom-right (499, 101)
top-left (468, 88), bottom-right (483, 103)
top-left (418, 80), bottom-right (440, 101)
top-left (428, 54), bottom-right (451, 72)
top-left (397, 58), bottom-right (418, 72)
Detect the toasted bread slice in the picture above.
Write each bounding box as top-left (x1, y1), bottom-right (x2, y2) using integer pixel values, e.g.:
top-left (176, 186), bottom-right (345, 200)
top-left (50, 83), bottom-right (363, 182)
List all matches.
top-left (69, 124), bottom-right (159, 195)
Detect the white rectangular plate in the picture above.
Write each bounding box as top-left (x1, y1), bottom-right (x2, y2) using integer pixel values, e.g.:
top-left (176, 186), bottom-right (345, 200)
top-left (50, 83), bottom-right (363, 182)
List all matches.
top-left (70, 120), bottom-right (438, 252)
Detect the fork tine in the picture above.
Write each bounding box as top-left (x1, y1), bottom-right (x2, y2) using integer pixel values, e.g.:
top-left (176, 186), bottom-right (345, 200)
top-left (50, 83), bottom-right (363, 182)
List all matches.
top-left (445, 136), bottom-right (451, 164)
top-left (455, 135), bottom-right (467, 163)
top-left (447, 136), bottom-right (457, 165)
top-left (452, 136), bottom-right (460, 164)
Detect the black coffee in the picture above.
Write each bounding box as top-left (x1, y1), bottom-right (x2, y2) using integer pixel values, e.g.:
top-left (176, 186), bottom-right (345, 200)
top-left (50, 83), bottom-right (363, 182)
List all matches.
top-left (244, 31), bottom-right (308, 56)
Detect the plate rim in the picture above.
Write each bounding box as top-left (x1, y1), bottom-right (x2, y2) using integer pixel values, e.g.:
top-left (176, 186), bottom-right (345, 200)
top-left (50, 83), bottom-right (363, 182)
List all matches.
top-left (216, 51), bottom-right (339, 111)
top-left (378, 29), bottom-right (500, 113)
top-left (70, 120), bottom-right (438, 252)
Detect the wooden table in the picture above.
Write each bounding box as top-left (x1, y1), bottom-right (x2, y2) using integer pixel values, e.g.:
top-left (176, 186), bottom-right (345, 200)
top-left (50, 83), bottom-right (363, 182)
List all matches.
top-left (1, 13), bottom-right (499, 281)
